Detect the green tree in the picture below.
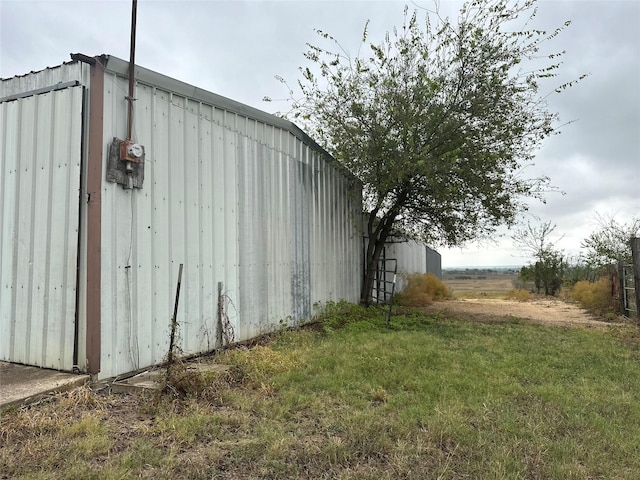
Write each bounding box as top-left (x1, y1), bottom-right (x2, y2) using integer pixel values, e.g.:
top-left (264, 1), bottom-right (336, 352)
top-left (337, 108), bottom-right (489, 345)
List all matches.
top-left (512, 221), bottom-right (565, 295)
top-left (582, 213), bottom-right (640, 267)
top-left (278, 0), bottom-right (584, 305)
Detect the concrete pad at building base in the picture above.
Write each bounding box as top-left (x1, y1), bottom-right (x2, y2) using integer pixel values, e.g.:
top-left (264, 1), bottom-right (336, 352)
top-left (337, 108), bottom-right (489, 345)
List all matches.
top-left (0, 362), bottom-right (90, 408)
top-left (111, 363), bottom-right (230, 394)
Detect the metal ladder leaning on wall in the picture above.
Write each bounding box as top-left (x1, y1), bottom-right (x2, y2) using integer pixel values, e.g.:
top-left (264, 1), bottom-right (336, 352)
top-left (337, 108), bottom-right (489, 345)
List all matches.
top-left (371, 253), bottom-right (398, 326)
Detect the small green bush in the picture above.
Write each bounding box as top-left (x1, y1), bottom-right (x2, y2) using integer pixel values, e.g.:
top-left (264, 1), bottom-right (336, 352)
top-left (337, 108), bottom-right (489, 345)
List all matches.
top-left (567, 276), bottom-right (615, 316)
top-left (318, 300), bottom-right (376, 332)
top-left (395, 273), bottom-right (452, 307)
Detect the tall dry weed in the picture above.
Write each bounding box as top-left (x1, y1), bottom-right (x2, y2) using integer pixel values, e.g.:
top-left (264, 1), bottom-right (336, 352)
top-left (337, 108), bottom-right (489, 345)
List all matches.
top-left (567, 276), bottom-right (615, 316)
top-left (395, 273), bottom-right (452, 307)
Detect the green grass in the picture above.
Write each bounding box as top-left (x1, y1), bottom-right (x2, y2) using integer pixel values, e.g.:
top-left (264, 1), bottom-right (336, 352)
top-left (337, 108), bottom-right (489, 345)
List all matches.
top-left (2, 303), bottom-right (640, 479)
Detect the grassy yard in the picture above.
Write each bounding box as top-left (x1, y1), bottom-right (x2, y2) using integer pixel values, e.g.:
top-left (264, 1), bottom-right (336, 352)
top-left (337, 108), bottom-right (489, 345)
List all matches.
top-left (2, 303), bottom-right (640, 479)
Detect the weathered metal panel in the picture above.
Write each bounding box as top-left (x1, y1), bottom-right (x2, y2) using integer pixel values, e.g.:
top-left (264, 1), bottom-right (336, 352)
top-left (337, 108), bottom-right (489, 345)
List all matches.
top-left (236, 127), bottom-right (362, 333)
top-left (0, 61), bottom-right (86, 100)
top-left (426, 246), bottom-right (442, 279)
top-left (99, 73), bottom-right (242, 378)
top-left (0, 85), bottom-right (83, 370)
top-left (308, 152), bottom-right (362, 311)
top-left (386, 240), bottom-right (427, 291)
top-left (1, 55), bottom-right (364, 379)
top-left (383, 241), bottom-right (442, 289)
top-left (99, 63), bottom-right (362, 379)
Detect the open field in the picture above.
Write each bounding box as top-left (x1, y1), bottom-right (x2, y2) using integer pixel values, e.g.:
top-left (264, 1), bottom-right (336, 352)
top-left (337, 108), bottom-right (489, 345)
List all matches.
top-left (2, 302), bottom-right (640, 479)
top-left (442, 270), bottom-right (520, 298)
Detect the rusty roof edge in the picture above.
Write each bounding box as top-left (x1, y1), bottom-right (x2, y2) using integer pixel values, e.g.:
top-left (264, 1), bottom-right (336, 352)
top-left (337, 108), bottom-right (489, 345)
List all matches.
top-left (100, 54), bottom-right (360, 184)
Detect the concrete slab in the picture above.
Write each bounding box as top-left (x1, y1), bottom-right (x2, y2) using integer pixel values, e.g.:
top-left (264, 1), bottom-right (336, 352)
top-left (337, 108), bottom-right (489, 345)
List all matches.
top-left (0, 362), bottom-right (90, 409)
top-left (111, 363), bottom-right (230, 394)
top-left (111, 369), bottom-right (164, 394)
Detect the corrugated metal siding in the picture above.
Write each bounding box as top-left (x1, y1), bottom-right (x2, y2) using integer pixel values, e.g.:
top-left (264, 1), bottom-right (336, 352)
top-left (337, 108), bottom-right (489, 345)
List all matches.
top-left (99, 79), bottom-right (240, 378)
top-left (0, 62), bottom-right (87, 99)
top-left (0, 85), bottom-right (83, 370)
top-left (99, 72), bottom-right (362, 378)
top-left (309, 151), bottom-right (362, 310)
top-left (386, 240), bottom-right (430, 291)
top-left (426, 246), bottom-right (442, 279)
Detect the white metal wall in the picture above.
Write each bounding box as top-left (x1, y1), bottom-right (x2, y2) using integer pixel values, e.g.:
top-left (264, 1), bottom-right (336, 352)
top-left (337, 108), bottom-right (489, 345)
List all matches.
top-left (99, 72), bottom-right (362, 378)
top-left (0, 62), bottom-right (86, 100)
top-left (99, 79), bottom-right (240, 378)
top-left (385, 240), bottom-right (428, 291)
top-left (0, 86), bottom-right (83, 370)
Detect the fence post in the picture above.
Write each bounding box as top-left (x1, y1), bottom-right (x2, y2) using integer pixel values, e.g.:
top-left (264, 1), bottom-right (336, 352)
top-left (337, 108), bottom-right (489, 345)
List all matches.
top-left (631, 237), bottom-right (640, 320)
top-left (617, 263), bottom-right (626, 315)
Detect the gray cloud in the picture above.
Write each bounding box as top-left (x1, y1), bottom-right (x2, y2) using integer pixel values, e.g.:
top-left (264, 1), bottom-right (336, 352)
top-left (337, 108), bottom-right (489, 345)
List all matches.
top-left (1, 0), bottom-right (638, 267)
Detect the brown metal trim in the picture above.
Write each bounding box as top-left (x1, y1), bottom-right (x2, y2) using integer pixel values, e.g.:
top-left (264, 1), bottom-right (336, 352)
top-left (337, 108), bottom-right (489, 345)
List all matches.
top-left (70, 53), bottom-right (97, 66)
top-left (85, 58), bottom-right (104, 375)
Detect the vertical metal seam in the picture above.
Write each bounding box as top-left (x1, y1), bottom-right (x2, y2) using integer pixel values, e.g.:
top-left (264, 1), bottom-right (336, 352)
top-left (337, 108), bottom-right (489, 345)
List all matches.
top-left (8, 100), bottom-right (22, 362)
top-left (196, 102), bottom-right (205, 348)
top-left (150, 85), bottom-right (157, 363)
top-left (181, 96), bottom-right (189, 350)
top-left (233, 117), bottom-right (241, 333)
top-left (167, 92), bottom-right (173, 346)
top-left (42, 90), bottom-right (56, 368)
top-left (0, 103), bottom-right (6, 353)
top-left (73, 86), bottom-right (88, 370)
top-left (25, 93), bottom-right (38, 364)
top-left (60, 88), bottom-right (76, 369)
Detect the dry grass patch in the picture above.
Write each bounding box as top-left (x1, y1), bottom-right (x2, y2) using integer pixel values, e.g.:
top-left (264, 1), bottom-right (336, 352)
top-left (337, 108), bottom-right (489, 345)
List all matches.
top-left (2, 306), bottom-right (640, 479)
top-left (566, 276), bottom-right (617, 317)
top-left (395, 273), bottom-right (452, 306)
top-left (505, 288), bottom-right (534, 301)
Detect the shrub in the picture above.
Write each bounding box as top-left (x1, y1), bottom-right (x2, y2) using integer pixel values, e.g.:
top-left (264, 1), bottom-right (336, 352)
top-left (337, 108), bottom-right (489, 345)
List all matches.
top-left (395, 273), bottom-right (451, 307)
top-left (567, 276), bottom-right (615, 316)
top-left (505, 289), bottom-right (533, 302)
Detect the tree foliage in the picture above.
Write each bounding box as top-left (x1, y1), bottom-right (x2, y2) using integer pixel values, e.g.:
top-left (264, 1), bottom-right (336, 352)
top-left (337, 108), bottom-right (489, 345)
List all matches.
top-left (512, 221), bottom-right (565, 295)
top-left (276, 0), bottom-right (583, 304)
top-left (581, 213), bottom-right (640, 267)
top-left (511, 220), bottom-right (562, 259)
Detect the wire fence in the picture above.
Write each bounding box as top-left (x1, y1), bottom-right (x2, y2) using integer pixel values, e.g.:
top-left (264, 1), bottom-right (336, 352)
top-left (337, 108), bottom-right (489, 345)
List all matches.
top-left (620, 264), bottom-right (637, 318)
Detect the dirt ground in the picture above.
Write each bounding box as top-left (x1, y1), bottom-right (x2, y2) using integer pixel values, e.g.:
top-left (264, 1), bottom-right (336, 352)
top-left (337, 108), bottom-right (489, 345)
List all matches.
top-left (424, 297), bottom-right (618, 328)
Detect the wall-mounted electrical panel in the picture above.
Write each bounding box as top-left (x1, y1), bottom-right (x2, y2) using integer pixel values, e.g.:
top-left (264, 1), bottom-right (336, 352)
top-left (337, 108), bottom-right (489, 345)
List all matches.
top-left (106, 137), bottom-right (145, 189)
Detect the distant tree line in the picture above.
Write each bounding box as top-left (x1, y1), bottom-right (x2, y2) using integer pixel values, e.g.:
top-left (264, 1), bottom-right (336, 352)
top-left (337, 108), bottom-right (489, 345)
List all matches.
top-left (513, 214), bottom-right (640, 296)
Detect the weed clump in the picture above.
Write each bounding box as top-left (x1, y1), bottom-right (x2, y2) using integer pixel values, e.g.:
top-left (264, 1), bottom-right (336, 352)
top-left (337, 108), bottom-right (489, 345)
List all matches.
top-left (222, 345), bottom-right (297, 388)
top-left (566, 276), bottom-right (615, 316)
top-left (395, 273), bottom-right (451, 307)
top-left (505, 289), bottom-right (533, 302)
top-left (317, 300), bottom-right (375, 332)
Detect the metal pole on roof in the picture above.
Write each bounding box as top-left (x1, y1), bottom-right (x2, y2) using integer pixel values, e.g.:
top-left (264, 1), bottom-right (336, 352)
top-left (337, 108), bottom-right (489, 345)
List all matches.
top-left (127, 0), bottom-right (138, 141)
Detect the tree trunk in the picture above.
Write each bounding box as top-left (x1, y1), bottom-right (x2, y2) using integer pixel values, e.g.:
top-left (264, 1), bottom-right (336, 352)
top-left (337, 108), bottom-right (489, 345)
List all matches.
top-left (360, 235), bottom-right (387, 305)
top-left (360, 206), bottom-right (403, 306)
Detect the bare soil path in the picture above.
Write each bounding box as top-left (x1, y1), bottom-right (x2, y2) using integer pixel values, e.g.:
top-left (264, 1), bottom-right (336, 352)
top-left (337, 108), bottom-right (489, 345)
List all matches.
top-left (424, 298), bottom-right (617, 328)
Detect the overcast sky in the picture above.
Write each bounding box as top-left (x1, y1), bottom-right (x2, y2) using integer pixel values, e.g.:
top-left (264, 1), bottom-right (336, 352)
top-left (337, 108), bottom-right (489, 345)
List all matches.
top-left (1, 0), bottom-right (639, 267)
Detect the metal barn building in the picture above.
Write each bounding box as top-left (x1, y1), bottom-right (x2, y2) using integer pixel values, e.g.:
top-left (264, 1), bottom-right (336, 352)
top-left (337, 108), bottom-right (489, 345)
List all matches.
top-left (1, 54), bottom-right (363, 379)
top-left (386, 240), bottom-right (442, 286)
top-left (371, 239), bottom-right (442, 298)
